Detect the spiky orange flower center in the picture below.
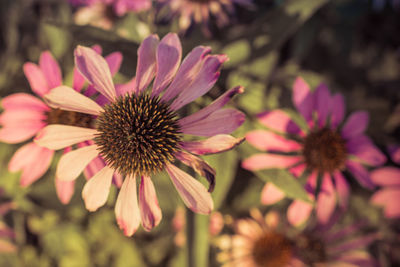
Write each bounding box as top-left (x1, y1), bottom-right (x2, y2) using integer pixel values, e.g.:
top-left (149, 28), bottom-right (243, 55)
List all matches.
top-left (94, 94), bottom-right (182, 176)
top-left (45, 108), bottom-right (93, 128)
top-left (302, 128), bottom-right (347, 173)
top-left (252, 231), bottom-right (293, 267)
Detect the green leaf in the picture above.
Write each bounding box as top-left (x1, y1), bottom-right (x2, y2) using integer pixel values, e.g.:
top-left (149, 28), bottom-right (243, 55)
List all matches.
top-left (254, 168), bottom-right (311, 203)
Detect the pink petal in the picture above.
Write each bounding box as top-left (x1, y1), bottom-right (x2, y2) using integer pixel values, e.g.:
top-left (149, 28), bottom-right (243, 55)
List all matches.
top-left (242, 154), bottom-right (301, 171)
top-left (162, 46), bottom-right (212, 102)
top-left (371, 188), bottom-right (400, 218)
top-left (333, 171), bottom-right (350, 209)
top-left (0, 121), bottom-right (45, 144)
top-left (347, 135), bottom-right (386, 167)
top-left (133, 34), bottom-right (160, 93)
top-left (73, 68), bottom-right (86, 92)
top-left (1, 93), bottom-right (49, 112)
top-left (178, 86), bottom-right (244, 127)
top-left (56, 145), bottom-right (99, 181)
top-left (165, 164), bottom-right (213, 214)
top-left (180, 134), bottom-right (245, 155)
top-left (139, 175), bottom-right (162, 231)
top-left (152, 33), bottom-right (182, 96)
top-left (44, 86), bottom-right (104, 115)
top-left (39, 51), bottom-right (62, 89)
top-left (287, 200), bottom-right (313, 226)
top-left (84, 155), bottom-right (106, 180)
top-left (346, 160), bottom-right (375, 189)
top-left (341, 111), bottom-right (369, 139)
top-left (74, 46), bottom-right (116, 101)
top-left (105, 51), bottom-right (123, 76)
top-left (330, 93), bottom-right (346, 128)
top-left (256, 110), bottom-right (301, 134)
top-left (314, 83), bottom-right (331, 127)
top-left (23, 62), bottom-right (50, 97)
top-left (292, 77), bottom-right (314, 122)
top-left (55, 178), bottom-right (75, 204)
top-left (260, 183), bottom-right (285, 205)
top-left (0, 110), bottom-right (45, 126)
top-left (370, 167), bottom-right (400, 186)
top-left (316, 173), bottom-right (336, 224)
top-left (35, 124), bottom-right (97, 150)
top-left (8, 142), bottom-right (54, 187)
top-left (170, 54), bottom-right (228, 111)
top-left (289, 163), bottom-right (307, 177)
top-left (180, 108), bottom-right (245, 137)
top-left (82, 165), bottom-right (114, 211)
top-left (115, 174), bottom-right (141, 236)
top-left (115, 77), bottom-right (136, 96)
top-left (388, 144), bottom-right (400, 164)
top-left (245, 130), bottom-right (301, 152)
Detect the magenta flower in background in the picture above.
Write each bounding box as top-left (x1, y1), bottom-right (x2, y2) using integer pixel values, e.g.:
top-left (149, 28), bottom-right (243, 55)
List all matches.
top-left (242, 77), bottom-right (386, 226)
top-left (158, 0), bottom-right (253, 35)
top-left (216, 209), bottom-right (378, 267)
top-left (35, 33), bottom-right (245, 236)
top-left (370, 145), bottom-right (400, 218)
top-left (0, 47), bottom-right (123, 204)
top-left (69, 0), bottom-right (151, 16)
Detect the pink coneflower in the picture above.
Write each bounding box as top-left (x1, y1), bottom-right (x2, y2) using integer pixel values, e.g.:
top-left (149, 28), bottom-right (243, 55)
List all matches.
top-left (370, 145), bottom-right (400, 218)
top-left (158, 0), bottom-right (253, 35)
top-left (242, 77), bottom-right (386, 226)
top-left (216, 209), bottom-right (378, 267)
top-left (35, 33), bottom-right (245, 236)
top-left (0, 47), bottom-right (122, 204)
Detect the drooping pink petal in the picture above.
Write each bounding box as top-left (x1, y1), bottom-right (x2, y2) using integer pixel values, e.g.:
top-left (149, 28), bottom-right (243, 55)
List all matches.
top-left (44, 86), bottom-right (104, 115)
top-left (181, 134), bottom-right (245, 155)
top-left (316, 173), bottom-right (336, 224)
top-left (105, 51), bottom-right (123, 76)
top-left (0, 121), bottom-right (45, 144)
top-left (370, 167), bottom-right (400, 186)
top-left (0, 110), bottom-right (46, 126)
top-left (55, 178), bottom-right (75, 204)
top-left (165, 164), bottom-right (213, 214)
top-left (115, 174), bottom-right (141, 237)
top-left (73, 68), bottom-right (86, 92)
top-left (287, 200), bottom-right (313, 226)
top-left (347, 135), bottom-right (386, 167)
top-left (39, 51), bottom-right (62, 90)
top-left (133, 34), bottom-right (160, 93)
top-left (292, 77), bottom-right (314, 122)
top-left (333, 171), bottom-right (350, 209)
top-left (314, 83), bottom-right (331, 127)
top-left (260, 183), bottom-right (285, 205)
top-left (139, 175), bottom-right (162, 231)
top-left (330, 93), bottom-right (346, 128)
top-left (23, 62), bottom-right (50, 97)
top-left (152, 33), bottom-right (182, 96)
top-left (170, 54), bottom-right (228, 111)
top-left (245, 130), bottom-right (301, 152)
top-left (242, 154), bottom-right (302, 171)
top-left (346, 160), bottom-right (375, 189)
top-left (180, 108), bottom-right (245, 137)
top-left (8, 142), bottom-right (54, 187)
top-left (35, 124), bottom-right (97, 150)
top-left (371, 188), bottom-right (400, 218)
top-left (388, 144), bottom-right (400, 164)
top-left (56, 145), bottom-right (99, 181)
top-left (256, 110), bottom-right (301, 134)
top-left (1, 93), bottom-right (49, 112)
top-left (82, 165), bottom-right (114, 211)
top-left (74, 46), bottom-right (116, 100)
top-left (162, 46), bottom-right (212, 102)
top-left (341, 111), bottom-right (369, 139)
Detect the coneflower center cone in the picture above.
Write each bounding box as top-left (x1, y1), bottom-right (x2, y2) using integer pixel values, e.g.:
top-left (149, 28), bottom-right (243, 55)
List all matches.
top-left (302, 128), bottom-right (347, 173)
top-left (45, 108), bottom-right (93, 128)
top-left (94, 94), bottom-right (182, 176)
top-left (295, 235), bottom-right (327, 265)
top-left (252, 231), bottom-right (292, 267)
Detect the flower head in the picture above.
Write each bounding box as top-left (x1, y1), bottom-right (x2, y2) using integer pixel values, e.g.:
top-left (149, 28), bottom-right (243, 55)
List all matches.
top-left (242, 77), bottom-right (386, 226)
top-left (35, 33), bottom-right (245, 236)
top-left (0, 47), bottom-right (123, 204)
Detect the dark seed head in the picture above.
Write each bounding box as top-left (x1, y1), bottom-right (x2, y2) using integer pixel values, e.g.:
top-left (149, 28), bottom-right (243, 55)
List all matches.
top-left (302, 128), bottom-right (347, 173)
top-left (45, 108), bottom-right (93, 128)
top-left (94, 93), bottom-right (182, 176)
top-left (252, 231), bottom-right (293, 267)
top-left (295, 235), bottom-right (327, 265)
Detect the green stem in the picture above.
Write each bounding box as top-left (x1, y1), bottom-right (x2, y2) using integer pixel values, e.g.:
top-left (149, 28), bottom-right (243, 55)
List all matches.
top-left (186, 208), bottom-right (210, 267)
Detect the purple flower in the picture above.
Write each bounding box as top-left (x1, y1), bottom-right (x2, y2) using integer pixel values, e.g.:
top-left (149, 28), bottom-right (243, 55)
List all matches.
top-left (69, 0), bottom-right (151, 16)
